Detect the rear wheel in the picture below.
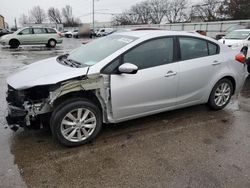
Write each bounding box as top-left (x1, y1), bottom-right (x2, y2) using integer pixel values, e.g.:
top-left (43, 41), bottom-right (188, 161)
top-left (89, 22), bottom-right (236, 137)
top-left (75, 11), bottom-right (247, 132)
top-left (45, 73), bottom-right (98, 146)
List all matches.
top-left (208, 79), bottom-right (233, 110)
top-left (9, 39), bottom-right (20, 48)
top-left (48, 39), bottom-right (57, 48)
top-left (50, 98), bottom-right (102, 147)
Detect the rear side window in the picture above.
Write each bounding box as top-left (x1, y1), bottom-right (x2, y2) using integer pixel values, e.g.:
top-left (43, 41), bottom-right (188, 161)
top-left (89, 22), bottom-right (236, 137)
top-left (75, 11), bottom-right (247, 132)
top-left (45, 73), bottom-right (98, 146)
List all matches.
top-left (33, 28), bottom-right (47, 34)
top-left (123, 37), bottom-right (174, 70)
top-left (179, 37), bottom-right (219, 60)
top-left (208, 42), bottom-right (218, 55)
top-left (179, 37), bottom-right (208, 60)
top-left (46, 28), bottom-right (57, 33)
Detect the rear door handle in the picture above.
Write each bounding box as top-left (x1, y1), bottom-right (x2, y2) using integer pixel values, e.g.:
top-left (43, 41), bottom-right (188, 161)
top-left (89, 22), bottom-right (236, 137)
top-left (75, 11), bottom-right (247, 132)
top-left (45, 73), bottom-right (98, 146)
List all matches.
top-left (212, 60), bottom-right (221, 66)
top-left (165, 71), bottom-right (177, 77)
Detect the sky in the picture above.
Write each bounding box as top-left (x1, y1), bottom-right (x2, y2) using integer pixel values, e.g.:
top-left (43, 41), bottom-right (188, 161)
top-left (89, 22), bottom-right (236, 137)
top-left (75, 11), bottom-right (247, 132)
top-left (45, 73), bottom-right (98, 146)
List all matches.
top-left (0, 0), bottom-right (147, 27)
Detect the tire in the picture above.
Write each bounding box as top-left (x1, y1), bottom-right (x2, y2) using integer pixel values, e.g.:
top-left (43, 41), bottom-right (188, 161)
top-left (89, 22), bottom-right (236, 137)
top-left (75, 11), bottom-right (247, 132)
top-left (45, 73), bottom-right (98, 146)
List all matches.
top-left (48, 39), bottom-right (57, 48)
top-left (50, 98), bottom-right (102, 147)
top-left (68, 34), bottom-right (72, 38)
top-left (208, 78), bottom-right (233, 110)
top-left (9, 39), bottom-right (20, 48)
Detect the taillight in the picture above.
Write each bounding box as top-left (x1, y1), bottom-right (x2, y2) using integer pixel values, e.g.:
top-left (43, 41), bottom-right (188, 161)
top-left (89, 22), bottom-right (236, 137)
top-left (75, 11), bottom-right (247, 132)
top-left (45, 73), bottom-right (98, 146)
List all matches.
top-left (235, 53), bottom-right (246, 64)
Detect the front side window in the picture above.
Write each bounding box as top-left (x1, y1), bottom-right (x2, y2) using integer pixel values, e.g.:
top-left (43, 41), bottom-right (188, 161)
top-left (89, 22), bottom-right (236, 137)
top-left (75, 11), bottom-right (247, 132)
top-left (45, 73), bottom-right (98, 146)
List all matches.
top-left (33, 28), bottom-right (47, 34)
top-left (19, 28), bottom-right (31, 35)
top-left (123, 37), bottom-right (174, 70)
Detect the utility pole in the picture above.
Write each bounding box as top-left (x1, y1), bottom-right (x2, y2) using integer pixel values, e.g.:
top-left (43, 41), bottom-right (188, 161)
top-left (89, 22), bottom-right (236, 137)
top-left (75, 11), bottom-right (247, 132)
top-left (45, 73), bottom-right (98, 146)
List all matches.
top-left (14, 18), bottom-right (17, 30)
top-left (92, 0), bottom-right (95, 31)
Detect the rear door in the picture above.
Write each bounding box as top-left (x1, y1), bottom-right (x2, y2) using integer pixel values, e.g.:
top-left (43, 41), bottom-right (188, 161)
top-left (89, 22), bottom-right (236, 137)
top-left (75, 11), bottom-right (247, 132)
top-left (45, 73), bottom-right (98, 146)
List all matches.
top-left (109, 37), bottom-right (179, 121)
top-left (32, 28), bottom-right (48, 44)
top-left (176, 36), bottom-right (222, 105)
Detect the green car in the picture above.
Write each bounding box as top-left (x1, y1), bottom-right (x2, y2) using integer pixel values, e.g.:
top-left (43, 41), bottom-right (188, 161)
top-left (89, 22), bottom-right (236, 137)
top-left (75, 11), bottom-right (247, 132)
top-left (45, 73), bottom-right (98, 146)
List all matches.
top-left (0, 27), bottom-right (63, 48)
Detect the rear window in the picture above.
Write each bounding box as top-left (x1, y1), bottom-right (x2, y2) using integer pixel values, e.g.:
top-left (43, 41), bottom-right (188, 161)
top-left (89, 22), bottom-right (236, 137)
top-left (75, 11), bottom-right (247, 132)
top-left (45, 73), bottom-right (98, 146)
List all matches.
top-left (46, 28), bottom-right (57, 33)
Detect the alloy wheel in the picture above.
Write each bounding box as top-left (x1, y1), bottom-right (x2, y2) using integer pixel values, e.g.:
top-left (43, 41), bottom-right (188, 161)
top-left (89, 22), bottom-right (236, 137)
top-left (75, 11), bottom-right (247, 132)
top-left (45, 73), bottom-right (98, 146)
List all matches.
top-left (60, 108), bottom-right (97, 142)
top-left (214, 82), bottom-right (231, 107)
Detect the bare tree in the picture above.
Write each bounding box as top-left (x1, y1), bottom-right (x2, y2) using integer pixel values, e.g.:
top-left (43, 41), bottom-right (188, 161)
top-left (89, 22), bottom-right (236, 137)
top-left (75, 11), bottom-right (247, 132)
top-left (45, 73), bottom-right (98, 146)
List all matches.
top-left (131, 2), bottom-right (151, 24)
top-left (224, 0), bottom-right (250, 20)
top-left (148, 0), bottom-right (169, 24)
top-left (62, 5), bottom-right (73, 24)
top-left (29, 6), bottom-right (46, 24)
top-left (192, 0), bottom-right (224, 21)
top-left (19, 14), bottom-right (29, 25)
top-left (48, 7), bottom-right (62, 23)
top-left (166, 0), bottom-right (189, 23)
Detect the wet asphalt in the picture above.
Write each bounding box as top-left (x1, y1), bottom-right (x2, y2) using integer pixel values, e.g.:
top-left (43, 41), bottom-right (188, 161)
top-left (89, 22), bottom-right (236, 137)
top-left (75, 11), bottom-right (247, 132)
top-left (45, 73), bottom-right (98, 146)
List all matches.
top-left (1, 38), bottom-right (250, 188)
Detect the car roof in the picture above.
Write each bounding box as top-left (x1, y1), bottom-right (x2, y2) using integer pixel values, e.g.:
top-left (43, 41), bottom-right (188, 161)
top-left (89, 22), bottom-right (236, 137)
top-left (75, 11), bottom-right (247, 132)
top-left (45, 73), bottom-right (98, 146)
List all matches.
top-left (113, 30), bottom-right (200, 38)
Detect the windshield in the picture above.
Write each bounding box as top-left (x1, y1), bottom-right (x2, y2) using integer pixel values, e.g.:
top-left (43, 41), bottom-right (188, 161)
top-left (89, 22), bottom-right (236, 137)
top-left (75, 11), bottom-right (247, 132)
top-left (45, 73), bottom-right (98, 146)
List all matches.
top-left (67, 35), bottom-right (138, 66)
top-left (225, 30), bottom-right (250, 39)
top-left (13, 28), bottom-right (24, 34)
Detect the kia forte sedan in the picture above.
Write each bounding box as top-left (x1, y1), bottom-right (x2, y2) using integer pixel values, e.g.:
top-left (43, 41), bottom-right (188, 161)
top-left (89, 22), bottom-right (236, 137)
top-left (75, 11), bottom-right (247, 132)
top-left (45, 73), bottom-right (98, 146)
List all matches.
top-left (6, 31), bottom-right (248, 146)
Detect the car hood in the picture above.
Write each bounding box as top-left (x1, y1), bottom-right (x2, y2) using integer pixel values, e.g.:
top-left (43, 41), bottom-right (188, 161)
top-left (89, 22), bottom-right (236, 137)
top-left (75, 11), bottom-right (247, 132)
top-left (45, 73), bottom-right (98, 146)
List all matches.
top-left (0, 33), bottom-right (13, 39)
top-left (218, 39), bottom-right (244, 45)
top-left (7, 56), bottom-right (89, 90)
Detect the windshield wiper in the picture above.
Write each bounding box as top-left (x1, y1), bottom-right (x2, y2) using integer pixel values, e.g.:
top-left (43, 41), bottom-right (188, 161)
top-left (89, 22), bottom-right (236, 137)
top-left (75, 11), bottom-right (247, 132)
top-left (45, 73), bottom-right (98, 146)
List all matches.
top-left (67, 58), bottom-right (82, 68)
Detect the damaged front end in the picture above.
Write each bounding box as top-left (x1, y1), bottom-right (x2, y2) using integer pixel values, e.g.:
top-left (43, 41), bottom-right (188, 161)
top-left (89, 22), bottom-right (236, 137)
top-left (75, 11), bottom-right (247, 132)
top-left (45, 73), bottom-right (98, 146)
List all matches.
top-left (6, 84), bottom-right (53, 131)
top-left (6, 75), bottom-right (111, 131)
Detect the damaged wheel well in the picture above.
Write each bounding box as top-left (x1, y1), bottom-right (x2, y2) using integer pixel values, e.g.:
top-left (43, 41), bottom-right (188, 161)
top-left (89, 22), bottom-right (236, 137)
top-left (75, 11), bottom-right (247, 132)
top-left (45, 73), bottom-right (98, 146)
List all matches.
top-left (53, 91), bottom-right (103, 112)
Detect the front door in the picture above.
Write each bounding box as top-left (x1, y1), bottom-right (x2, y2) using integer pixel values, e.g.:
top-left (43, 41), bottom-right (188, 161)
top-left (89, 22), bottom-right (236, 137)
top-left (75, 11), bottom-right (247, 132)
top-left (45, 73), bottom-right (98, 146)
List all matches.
top-left (110, 37), bottom-right (179, 121)
top-left (17, 28), bottom-right (33, 44)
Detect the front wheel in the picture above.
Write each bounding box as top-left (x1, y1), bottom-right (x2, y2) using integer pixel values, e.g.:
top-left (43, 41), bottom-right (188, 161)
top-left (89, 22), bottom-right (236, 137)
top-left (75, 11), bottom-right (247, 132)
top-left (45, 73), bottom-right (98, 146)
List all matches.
top-left (50, 98), bottom-right (102, 147)
top-left (208, 79), bottom-right (233, 110)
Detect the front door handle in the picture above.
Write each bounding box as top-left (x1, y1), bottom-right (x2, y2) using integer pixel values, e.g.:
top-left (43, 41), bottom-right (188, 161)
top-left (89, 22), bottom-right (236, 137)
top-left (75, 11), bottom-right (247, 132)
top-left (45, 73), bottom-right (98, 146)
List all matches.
top-left (165, 71), bottom-right (177, 77)
top-left (212, 60), bottom-right (221, 66)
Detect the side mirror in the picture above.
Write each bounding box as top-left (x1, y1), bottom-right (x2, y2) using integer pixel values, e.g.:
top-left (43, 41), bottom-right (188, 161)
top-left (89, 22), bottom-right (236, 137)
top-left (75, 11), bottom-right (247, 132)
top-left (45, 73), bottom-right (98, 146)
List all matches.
top-left (18, 32), bottom-right (23, 35)
top-left (118, 63), bottom-right (138, 74)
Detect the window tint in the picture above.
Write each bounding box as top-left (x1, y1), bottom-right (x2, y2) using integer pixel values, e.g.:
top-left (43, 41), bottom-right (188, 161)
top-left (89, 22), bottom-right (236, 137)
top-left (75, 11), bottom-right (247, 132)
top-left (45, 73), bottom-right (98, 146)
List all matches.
top-left (46, 28), bottom-right (57, 33)
top-left (20, 28), bottom-right (31, 35)
top-left (179, 37), bottom-right (208, 60)
top-left (33, 28), bottom-right (46, 34)
top-left (123, 37), bottom-right (174, 70)
top-left (208, 42), bottom-right (218, 55)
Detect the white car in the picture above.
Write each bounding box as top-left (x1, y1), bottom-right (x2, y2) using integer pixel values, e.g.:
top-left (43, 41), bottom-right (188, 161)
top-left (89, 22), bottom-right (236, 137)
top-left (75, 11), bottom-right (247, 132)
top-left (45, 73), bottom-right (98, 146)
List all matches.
top-left (0, 27), bottom-right (63, 48)
top-left (96, 28), bottom-right (114, 37)
top-left (6, 31), bottom-right (248, 146)
top-left (219, 29), bottom-right (250, 53)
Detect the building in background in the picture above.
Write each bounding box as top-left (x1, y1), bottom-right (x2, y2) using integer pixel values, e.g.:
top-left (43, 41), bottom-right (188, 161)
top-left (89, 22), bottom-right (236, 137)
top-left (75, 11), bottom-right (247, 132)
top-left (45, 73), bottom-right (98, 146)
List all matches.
top-left (0, 15), bottom-right (5, 29)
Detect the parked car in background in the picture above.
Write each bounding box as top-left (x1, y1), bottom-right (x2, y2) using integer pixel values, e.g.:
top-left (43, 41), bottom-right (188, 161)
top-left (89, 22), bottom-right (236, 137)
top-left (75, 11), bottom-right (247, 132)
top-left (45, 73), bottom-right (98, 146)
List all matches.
top-left (72, 30), bottom-right (79, 38)
top-left (218, 29), bottom-right (250, 54)
top-left (5, 30), bottom-right (248, 146)
top-left (64, 31), bottom-right (74, 38)
top-left (216, 24), bottom-right (250, 40)
top-left (0, 27), bottom-right (63, 48)
top-left (96, 28), bottom-right (114, 37)
top-left (0, 28), bottom-right (13, 37)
